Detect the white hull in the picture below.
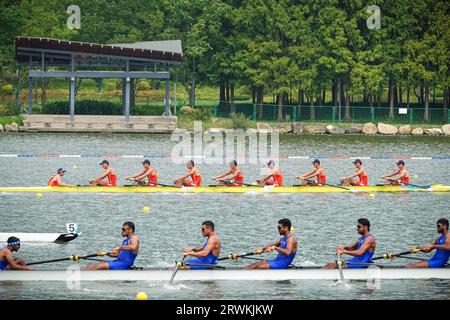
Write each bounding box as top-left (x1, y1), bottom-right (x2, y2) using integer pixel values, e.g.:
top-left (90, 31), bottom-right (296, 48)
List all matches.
top-left (1, 268), bottom-right (449, 281)
top-left (0, 233), bottom-right (77, 243)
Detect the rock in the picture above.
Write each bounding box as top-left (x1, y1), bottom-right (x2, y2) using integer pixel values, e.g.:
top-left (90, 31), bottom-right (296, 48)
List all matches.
top-left (257, 122), bottom-right (272, 131)
top-left (424, 128), bottom-right (442, 136)
top-left (275, 123), bottom-right (293, 134)
top-left (326, 125), bottom-right (346, 135)
top-left (442, 124), bottom-right (450, 136)
top-left (246, 128), bottom-right (258, 134)
top-left (4, 124), bottom-right (18, 132)
top-left (257, 129), bottom-right (272, 134)
top-left (411, 128), bottom-right (423, 135)
top-left (292, 122), bottom-right (303, 134)
top-left (173, 128), bottom-right (188, 133)
top-left (207, 128), bottom-right (225, 134)
top-left (377, 122), bottom-right (398, 135)
top-left (0, 124), bottom-right (3, 132)
top-left (362, 122), bottom-right (378, 135)
top-left (304, 125), bottom-right (326, 134)
top-left (345, 124), bottom-right (364, 134)
top-left (398, 125), bottom-right (411, 135)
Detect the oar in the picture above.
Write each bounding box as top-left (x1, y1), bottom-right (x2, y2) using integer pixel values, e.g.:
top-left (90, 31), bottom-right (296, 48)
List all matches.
top-left (182, 263), bottom-right (226, 269)
top-left (380, 177), bottom-right (430, 189)
top-left (27, 252), bottom-right (109, 266)
top-left (217, 249), bottom-right (264, 261)
top-left (371, 247), bottom-right (421, 261)
top-left (336, 253), bottom-right (346, 283)
top-left (169, 256), bottom-right (186, 285)
top-left (300, 177), bottom-right (356, 192)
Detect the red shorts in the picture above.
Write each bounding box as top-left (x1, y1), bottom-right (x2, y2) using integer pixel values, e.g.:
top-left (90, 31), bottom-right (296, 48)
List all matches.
top-left (102, 182), bottom-right (114, 187)
top-left (265, 181), bottom-right (279, 186)
top-left (353, 181), bottom-right (367, 186)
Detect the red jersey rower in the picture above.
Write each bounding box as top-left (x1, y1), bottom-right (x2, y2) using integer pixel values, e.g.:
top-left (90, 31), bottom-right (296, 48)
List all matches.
top-left (90, 160), bottom-right (117, 187)
top-left (48, 168), bottom-right (72, 187)
top-left (125, 160), bottom-right (158, 186)
top-left (341, 159), bottom-right (368, 186)
top-left (296, 159), bottom-right (326, 186)
top-left (212, 160), bottom-right (244, 186)
top-left (256, 160), bottom-right (283, 187)
top-left (381, 160), bottom-right (410, 185)
top-left (174, 160), bottom-right (202, 187)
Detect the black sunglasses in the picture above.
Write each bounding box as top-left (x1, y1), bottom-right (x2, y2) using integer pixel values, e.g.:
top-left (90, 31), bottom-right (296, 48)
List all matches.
top-left (357, 225), bottom-right (364, 229)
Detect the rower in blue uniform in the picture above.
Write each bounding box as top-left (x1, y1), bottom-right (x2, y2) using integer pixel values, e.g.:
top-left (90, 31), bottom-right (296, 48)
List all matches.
top-left (324, 218), bottom-right (376, 269)
top-left (407, 218), bottom-right (450, 268)
top-left (182, 221), bottom-right (221, 270)
top-left (246, 218), bottom-right (297, 269)
top-left (84, 222), bottom-right (139, 270)
top-left (0, 237), bottom-right (31, 270)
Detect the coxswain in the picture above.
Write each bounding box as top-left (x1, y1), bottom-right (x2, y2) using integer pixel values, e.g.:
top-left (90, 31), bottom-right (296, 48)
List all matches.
top-left (246, 218), bottom-right (297, 269)
top-left (341, 159), bottom-right (368, 186)
top-left (296, 159), bottom-right (326, 186)
top-left (90, 160), bottom-right (117, 186)
top-left (125, 160), bottom-right (158, 186)
top-left (324, 218), bottom-right (376, 269)
top-left (173, 160), bottom-right (202, 187)
top-left (0, 237), bottom-right (31, 270)
top-left (256, 160), bottom-right (283, 186)
top-left (181, 221), bottom-right (221, 269)
top-left (381, 160), bottom-right (410, 186)
top-left (84, 222), bottom-right (139, 270)
top-left (406, 218), bottom-right (450, 268)
top-left (48, 168), bottom-right (72, 187)
top-left (212, 160), bottom-right (244, 186)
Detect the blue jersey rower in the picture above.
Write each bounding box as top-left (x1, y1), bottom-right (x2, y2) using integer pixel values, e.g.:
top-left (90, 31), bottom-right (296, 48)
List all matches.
top-left (0, 237), bottom-right (31, 270)
top-left (407, 218), bottom-right (450, 268)
top-left (324, 218), bottom-right (376, 269)
top-left (84, 222), bottom-right (139, 270)
top-left (182, 221), bottom-right (221, 270)
top-left (246, 218), bottom-right (297, 269)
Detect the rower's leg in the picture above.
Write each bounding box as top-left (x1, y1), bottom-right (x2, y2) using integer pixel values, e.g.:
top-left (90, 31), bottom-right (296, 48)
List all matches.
top-left (322, 262), bottom-right (338, 269)
top-left (405, 261), bottom-right (429, 269)
top-left (245, 260), bottom-right (270, 269)
top-left (83, 261), bottom-right (110, 270)
top-left (342, 179), bottom-right (350, 187)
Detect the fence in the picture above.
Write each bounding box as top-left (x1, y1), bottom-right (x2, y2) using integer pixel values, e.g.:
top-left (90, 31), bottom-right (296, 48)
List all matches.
top-left (213, 102), bottom-right (450, 125)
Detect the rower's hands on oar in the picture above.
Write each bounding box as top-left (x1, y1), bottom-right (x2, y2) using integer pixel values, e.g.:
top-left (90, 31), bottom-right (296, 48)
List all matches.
top-left (335, 246), bottom-right (345, 254)
top-left (419, 245), bottom-right (433, 253)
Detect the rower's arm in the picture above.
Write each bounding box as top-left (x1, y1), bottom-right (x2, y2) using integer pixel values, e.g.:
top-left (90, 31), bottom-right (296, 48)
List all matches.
top-left (176, 169), bottom-right (195, 181)
top-left (135, 169), bottom-right (153, 181)
top-left (94, 168), bottom-right (110, 181)
top-left (117, 237), bottom-right (139, 252)
top-left (342, 237), bottom-right (374, 257)
top-left (263, 239), bottom-right (282, 250)
top-left (215, 170), bottom-right (231, 179)
top-left (301, 170), bottom-right (316, 179)
top-left (344, 169), bottom-right (363, 180)
top-left (220, 171), bottom-right (239, 181)
top-left (382, 170), bottom-right (400, 178)
top-left (274, 237), bottom-right (296, 256)
top-left (5, 252), bottom-right (31, 270)
top-left (189, 240), bottom-right (216, 258)
top-left (126, 171), bottom-right (143, 179)
top-left (432, 235), bottom-right (450, 251)
top-left (343, 240), bottom-right (359, 251)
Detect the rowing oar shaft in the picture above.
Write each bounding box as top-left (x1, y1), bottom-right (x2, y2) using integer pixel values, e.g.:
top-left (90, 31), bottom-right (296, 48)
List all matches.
top-left (302, 178), bottom-right (352, 191)
top-left (182, 263), bottom-right (226, 269)
top-left (371, 248), bottom-right (421, 261)
top-left (27, 252), bottom-right (109, 266)
top-left (336, 254), bottom-right (345, 282)
top-left (381, 178), bottom-right (429, 189)
top-left (217, 249), bottom-right (264, 261)
top-left (169, 256), bottom-right (186, 285)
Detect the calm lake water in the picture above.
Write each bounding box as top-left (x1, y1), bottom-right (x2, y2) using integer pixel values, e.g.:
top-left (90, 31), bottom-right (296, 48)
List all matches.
top-left (0, 133), bottom-right (449, 300)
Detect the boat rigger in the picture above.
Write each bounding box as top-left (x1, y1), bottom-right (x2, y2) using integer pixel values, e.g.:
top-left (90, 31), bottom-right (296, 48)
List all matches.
top-left (0, 267), bottom-right (449, 282)
top-left (0, 185), bottom-right (449, 193)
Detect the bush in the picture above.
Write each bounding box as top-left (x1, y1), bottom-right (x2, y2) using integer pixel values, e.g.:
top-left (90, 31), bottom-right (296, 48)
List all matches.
top-left (42, 100), bottom-right (123, 115)
top-left (0, 102), bottom-right (21, 116)
top-left (230, 112), bottom-right (253, 129)
top-left (179, 107), bottom-right (213, 122)
top-left (104, 82), bottom-right (116, 92)
top-left (137, 80), bottom-right (151, 91)
top-left (1, 84), bottom-right (13, 95)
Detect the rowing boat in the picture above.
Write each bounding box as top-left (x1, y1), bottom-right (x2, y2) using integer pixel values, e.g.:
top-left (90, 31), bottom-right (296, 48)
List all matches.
top-left (0, 232), bottom-right (78, 244)
top-left (0, 185), bottom-right (449, 193)
top-left (0, 267), bottom-right (449, 281)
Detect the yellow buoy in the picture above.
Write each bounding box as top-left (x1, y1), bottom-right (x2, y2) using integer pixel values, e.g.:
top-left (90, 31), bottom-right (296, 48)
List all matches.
top-left (414, 175), bottom-right (418, 179)
top-left (369, 194), bottom-right (376, 199)
top-left (36, 193), bottom-right (43, 198)
top-left (135, 292), bottom-right (148, 300)
top-left (143, 207), bottom-right (150, 212)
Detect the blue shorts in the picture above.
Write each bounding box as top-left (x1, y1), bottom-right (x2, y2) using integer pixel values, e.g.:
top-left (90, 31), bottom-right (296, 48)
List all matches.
top-left (428, 259), bottom-right (448, 268)
top-left (107, 260), bottom-right (132, 270)
top-left (267, 259), bottom-right (290, 269)
top-left (185, 258), bottom-right (216, 270)
top-left (345, 259), bottom-right (369, 269)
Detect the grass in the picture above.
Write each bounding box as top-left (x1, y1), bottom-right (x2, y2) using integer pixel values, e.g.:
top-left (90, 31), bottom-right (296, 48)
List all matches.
top-left (0, 116), bottom-right (23, 126)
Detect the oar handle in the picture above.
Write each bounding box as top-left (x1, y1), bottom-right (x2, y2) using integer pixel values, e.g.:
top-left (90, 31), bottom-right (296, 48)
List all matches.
top-left (217, 249), bottom-right (264, 261)
top-left (372, 248), bottom-right (421, 261)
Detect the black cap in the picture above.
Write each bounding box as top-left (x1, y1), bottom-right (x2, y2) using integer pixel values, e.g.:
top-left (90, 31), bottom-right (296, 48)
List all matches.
top-left (57, 168), bottom-right (66, 174)
top-left (142, 159), bottom-right (151, 165)
top-left (396, 160), bottom-right (405, 166)
top-left (312, 159), bottom-right (320, 164)
top-left (353, 159), bottom-right (362, 165)
top-left (99, 160), bottom-right (109, 165)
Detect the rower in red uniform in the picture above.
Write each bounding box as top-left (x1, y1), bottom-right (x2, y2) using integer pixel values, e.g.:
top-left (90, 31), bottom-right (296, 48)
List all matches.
top-left (341, 159), bottom-right (368, 186)
top-left (213, 160), bottom-right (244, 186)
top-left (90, 160), bottom-right (117, 187)
top-left (296, 159), bottom-right (326, 186)
top-left (174, 160), bottom-right (202, 187)
top-left (381, 160), bottom-right (410, 185)
top-left (125, 160), bottom-right (158, 186)
top-left (48, 168), bottom-right (72, 187)
top-left (257, 160), bottom-right (283, 187)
